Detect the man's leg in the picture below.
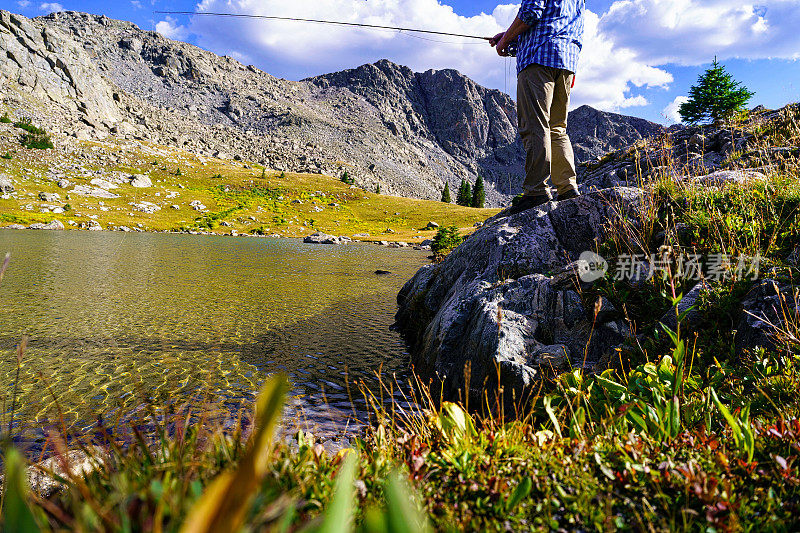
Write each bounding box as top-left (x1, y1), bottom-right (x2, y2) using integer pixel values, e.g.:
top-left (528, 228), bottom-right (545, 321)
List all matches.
top-left (517, 64), bottom-right (555, 200)
top-left (550, 70), bottom-right (579, 199)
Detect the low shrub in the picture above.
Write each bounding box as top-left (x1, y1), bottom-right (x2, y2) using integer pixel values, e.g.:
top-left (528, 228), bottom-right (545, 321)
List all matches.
top-left (14, 119), bottom-right (53, 149)
top-left (431, 225), bottom-right (463, 258)
top-left (13, 118), bottom-right (44, 135)
top-left (20, 132), bottom-right (54, 150)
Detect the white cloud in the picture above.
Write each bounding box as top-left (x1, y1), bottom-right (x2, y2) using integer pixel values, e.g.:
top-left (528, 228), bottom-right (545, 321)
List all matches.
top-left (39, 2), bottom-right (63, 12)
top-left (131, 0), bottom-right (142, 9)
top-left (663, 96), bottom-right (690, 124)
top-left (571, 9), bottom-right (671, 110)
top-left (17, 1), bottom-right (31, 8)
top-left (156, 16), bottom-right (189, 40)
top-left (600, 0), bottom-right (800, 64)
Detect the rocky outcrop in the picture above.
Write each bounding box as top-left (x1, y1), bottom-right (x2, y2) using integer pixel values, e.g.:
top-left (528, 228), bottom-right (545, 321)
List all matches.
top-left (574, 106), bottom-right (800, 192)
top-left (0, 10), bottom-right (121, 129)
top-left (395, 187), bottom-right (645, 402)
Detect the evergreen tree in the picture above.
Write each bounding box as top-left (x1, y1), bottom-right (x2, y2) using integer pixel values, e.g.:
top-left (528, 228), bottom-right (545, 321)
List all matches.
top-left (441, 182), bottom-right (452, 203)
top-left (456, 179), bottom-right (467, 206)
top-left (462, 182), bottom-right (472, 207)
top-left (471, 175), bottom-right (485, 208)
top-left (375, 183), bottom-right (381, 194)
top-left (679, 58), bottom-right (754, 125)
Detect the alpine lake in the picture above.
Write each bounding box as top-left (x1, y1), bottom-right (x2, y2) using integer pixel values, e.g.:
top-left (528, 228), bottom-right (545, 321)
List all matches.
top-left (0, 230), bottom-right (428, 451)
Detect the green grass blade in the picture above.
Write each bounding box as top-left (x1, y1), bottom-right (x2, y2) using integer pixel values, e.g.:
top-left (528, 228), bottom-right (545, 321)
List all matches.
top-left (543, 396), bottom-right (563, 439)
top-left (383, 470), bottom-right (432, 533)
top-left (318, 452), bottom-right (358, 533)
top-left (180, 374), bottom-right (289, 533)
top-left (710, 388), bottom-right (743, 446)
top-left (1, 447), bottom-right (41, 533)
top-left (505, 477), bottom-right (532, 512)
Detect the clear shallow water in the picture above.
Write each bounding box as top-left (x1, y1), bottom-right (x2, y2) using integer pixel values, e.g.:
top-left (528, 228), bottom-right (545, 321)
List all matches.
top-left (0, 230), bottom-right (427, 448)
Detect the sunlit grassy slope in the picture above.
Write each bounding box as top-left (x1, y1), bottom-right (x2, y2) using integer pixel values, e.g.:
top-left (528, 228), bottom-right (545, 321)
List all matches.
top-left (0, 123), bottom-right (498, 242)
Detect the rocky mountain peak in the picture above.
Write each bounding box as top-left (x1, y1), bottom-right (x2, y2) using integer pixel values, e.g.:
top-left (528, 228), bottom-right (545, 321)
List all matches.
top-left (568, 104), bottom-right (665, 163)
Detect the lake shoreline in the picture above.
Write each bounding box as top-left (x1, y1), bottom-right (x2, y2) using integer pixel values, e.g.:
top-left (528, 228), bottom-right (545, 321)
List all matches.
top-left (0, 224), bottom-right (435, 249)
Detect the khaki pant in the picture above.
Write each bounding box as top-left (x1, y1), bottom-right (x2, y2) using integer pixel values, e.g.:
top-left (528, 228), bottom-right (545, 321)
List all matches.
top-left (517, 63), bottom-right (578, 198)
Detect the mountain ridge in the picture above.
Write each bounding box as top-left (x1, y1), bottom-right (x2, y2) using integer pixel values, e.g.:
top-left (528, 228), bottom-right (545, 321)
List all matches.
top-left (1, 9), bottom-right (663, 206)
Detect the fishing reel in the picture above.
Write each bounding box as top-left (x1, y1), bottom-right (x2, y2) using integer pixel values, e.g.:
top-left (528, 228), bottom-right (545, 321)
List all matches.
top-left (506, 40), bottom-right (518, 57)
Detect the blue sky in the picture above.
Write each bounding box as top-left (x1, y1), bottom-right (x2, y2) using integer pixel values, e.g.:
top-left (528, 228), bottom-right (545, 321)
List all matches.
top-left (3, 0), bottom-right (800, 124)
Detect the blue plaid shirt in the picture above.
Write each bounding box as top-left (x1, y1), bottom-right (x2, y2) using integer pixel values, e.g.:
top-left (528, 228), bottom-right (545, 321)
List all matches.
top-left (516, 0), bottom-right (584, 74)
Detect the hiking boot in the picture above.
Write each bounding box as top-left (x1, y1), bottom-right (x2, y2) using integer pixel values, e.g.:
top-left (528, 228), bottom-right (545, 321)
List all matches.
top-left (504, 193), bottom-right (551, 216)
top-left (557, 189), bottom-right (580, 201)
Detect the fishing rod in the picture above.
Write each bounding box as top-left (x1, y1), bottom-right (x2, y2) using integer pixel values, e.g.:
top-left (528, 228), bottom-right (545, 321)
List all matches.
top-left (154, 11), bottom-right (517, 54)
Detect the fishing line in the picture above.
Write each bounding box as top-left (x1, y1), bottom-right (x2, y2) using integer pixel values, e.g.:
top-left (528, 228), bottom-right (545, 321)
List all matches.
top-left (504, 56), bottom-right (508, 95)
top-left (155, 11), bottom-right (494, 42)
top-left (396, 31), bottom-right (486, 46)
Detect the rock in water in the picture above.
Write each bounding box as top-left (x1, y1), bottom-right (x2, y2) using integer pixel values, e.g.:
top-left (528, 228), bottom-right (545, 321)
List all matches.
top-left (394, 187), bottom-right (645, 403)
top-left (303, 232), bottom-right (342, 244)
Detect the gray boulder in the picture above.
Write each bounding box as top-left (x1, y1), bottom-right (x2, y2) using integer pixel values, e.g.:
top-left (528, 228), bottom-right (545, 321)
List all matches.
top-left (131, 201), bottom-right (160, 213)
top-left (129, 174), bottom-right (153, 188)
top-left (27, 449), bottom-right (103, 498)
top-left (695, 169), bottom-right (765, 186)
top-left (395, 187), bottom-right (645, 401)
top-left (39, 191), bottom-right (61, 202)
top-left (659, 281), bottom-right (707, 332)
top-left (0, 174), bottom-right (14, 193)
top-left (787, 245), bottom-right (800, 266)
top-left (303, 232), bottom-right (343, 244)
top-left (29, 219), bottom-right (64, 230)
top-left (736, 279), bottom-right (798, 356)
top-left (71, 185), bottom-right (119, 199)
